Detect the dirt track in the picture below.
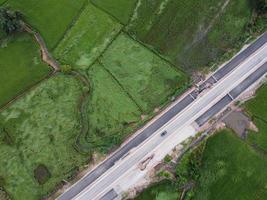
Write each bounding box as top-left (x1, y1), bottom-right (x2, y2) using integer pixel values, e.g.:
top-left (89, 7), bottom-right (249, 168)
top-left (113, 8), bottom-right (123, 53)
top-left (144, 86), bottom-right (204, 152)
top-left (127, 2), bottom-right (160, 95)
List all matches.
top-left (23, 23), bottom-right (60, 72)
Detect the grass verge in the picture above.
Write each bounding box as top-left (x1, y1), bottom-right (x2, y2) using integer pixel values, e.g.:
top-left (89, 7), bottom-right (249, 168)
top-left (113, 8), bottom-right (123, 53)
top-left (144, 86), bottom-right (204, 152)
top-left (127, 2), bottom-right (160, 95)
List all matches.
top-left (245, 84), bottom-right (267, 151)
top-left (134, 180), bottom-right (179, 200)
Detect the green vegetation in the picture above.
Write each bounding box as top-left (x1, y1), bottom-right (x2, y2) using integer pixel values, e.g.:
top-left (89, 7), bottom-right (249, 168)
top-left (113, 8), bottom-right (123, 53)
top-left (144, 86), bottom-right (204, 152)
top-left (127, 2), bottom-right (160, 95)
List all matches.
top-left (127, 0), bottom-right (252, 70)
top-left (54, 3), bottom-right (122, 70)
top-left (6, 0), bottom-right (87, 49)
top-left (91, 0), bottom-right (137, 24)
top-left (134, 180), bottom-right (179, 200)
top-left (245, 84), bottom-right (267, 151)
top-left (0, 0), bottom-right (6, 5)
top-left (0, 7), bottom-right (23, 34)
top-left (33, 164), bottom-right (51, 185)
top-left (0, 1), bottom-right (264, 200)
top-left (193, 130), bottom-right (267, 200)
top-left (0, 75), bottom-right (88, 200)
top-left (136, 130), bottom-right (267, 200)
top-left (164, 154), bottom-right (172, 163)
top-left (0, 33), bottom-right (50, 107)
top-left (245, 84), bottom-right (267, 121)
top-left (99, 34), bottom-right (188, 112)
top-left (84, 63), bottom-right (142, 152)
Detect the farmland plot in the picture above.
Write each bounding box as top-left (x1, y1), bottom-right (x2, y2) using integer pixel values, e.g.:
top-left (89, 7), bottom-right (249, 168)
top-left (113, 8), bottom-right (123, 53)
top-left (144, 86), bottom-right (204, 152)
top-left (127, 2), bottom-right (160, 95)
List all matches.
top-left (6, 0), bottom-right (87, 49)
top-left (90, 0), bottom-right (137, 24)
top-left (99, 33), bottom-right (188, 112)
top-left (85, 63), bottom-right (142, 152)
top-left (0, 75), bottom-right (88, 200)
top-left (127, 0), bottom-right (252, 70)
top-left (0, 33), bottom-right (50, 107)
top-left (54, 3), bottom-right (122, 70)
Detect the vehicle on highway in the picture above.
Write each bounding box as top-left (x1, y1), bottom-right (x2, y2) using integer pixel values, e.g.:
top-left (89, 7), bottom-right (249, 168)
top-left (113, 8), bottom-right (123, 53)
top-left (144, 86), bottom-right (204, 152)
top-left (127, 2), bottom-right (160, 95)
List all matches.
top-left (160, 131), bottom-right (167, 137)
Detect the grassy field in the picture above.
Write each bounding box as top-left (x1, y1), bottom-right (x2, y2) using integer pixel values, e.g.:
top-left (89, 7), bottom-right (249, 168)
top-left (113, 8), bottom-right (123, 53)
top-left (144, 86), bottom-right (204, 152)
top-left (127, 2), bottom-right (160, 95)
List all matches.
top-left (245, 84), bottom-right (267, 151)
top-left (99, 34), bottom-right (188, 112)
top-left (126, 0), bottom-right (252, 70)
top-left (0, 0), bottom-right (6, 5)
top-left (0, 33), bottom-right (50, 107)
top-left (6, 0), bottom-right (87, 49)
top-left (85, 63), bottom-right (142, 152)
top-left (0, 74), bottom-right (88, 200)
top-left (136, 130), bottom-right (267, 200)
top-left (54, 2), bottom-right (122, 70)
top-left (134, 180), bottom-right (179, 200)
top-left (90, 0), bottom-right (137, 24)
top-left (193, 130), bottom-right (267, 200)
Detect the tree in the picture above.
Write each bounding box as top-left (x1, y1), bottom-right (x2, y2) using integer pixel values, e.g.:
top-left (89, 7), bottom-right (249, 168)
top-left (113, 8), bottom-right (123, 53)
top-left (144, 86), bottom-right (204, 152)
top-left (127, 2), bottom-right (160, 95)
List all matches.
top-left (251, 0), bottom-right (267, 14)
top-left (0, 7), bottom-right (23, 34)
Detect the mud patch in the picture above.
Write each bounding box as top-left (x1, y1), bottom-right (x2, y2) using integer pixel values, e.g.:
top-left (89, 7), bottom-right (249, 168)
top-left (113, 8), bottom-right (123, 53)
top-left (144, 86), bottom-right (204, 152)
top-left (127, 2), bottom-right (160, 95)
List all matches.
top-left (34, 164), bottom-right (51, 185)
top-left (223, 111), bottom-right (255, 139)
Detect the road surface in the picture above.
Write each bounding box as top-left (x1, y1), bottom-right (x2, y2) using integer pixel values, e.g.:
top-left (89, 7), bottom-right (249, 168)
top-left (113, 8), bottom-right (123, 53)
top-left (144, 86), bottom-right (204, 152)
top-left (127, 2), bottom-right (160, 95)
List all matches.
top-left (58, 32), bottom-right (267, 200)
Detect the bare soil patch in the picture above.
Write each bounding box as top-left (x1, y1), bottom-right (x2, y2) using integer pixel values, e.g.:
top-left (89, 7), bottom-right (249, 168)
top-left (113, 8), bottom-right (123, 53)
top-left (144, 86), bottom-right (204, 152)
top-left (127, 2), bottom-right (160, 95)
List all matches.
top-left (223, 111), bottom-right (254, 139)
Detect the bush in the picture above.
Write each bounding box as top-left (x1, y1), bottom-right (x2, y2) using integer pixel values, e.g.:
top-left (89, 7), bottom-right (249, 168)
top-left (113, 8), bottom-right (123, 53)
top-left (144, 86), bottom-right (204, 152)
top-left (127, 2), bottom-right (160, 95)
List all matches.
top-left (164, 154), bottom-right (172, 163)
top-left (61, 65), bottom-right (72, 74)
top-left (157, 170), bottom-right (171, 179)
top-left (0, 7), bottom-right (23, 34)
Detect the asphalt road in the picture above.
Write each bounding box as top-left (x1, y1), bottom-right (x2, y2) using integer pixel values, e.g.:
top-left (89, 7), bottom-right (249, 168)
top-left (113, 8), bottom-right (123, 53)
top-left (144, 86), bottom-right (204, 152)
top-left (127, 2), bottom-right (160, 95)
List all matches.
top-left (196, 61), bottom-right (267, 126)
top-left (58, 32), bottom-right (267, 200)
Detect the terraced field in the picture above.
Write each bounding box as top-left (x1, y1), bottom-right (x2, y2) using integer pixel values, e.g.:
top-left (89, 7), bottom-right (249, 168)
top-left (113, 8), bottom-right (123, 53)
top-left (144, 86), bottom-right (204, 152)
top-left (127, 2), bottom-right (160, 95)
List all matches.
top-left (0, 33), bottom-right (50, 107)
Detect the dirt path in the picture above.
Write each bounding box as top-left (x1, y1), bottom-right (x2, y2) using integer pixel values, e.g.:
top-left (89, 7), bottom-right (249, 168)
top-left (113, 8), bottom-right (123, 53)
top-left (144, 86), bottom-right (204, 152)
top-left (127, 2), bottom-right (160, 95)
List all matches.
top-left (23, 23), bottom-right (60, 72)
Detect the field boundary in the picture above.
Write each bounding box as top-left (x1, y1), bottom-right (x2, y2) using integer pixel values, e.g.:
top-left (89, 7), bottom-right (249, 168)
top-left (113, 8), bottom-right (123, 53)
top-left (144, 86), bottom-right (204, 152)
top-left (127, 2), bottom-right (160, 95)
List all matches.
top-left (52, 0), bottom-right (90, 51)
top-left (98, 59), bottom-right (144, 113)
top-left (86, 28), bottom-right (123, 70)
top-left (0, 71), bottom-right (55, 112)
top-left (0, 23), bottom-right (60, 112)
top-left (89, 0), bottom-right (125, 26)
top-left (123, 30), bottom-right (189, 78)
